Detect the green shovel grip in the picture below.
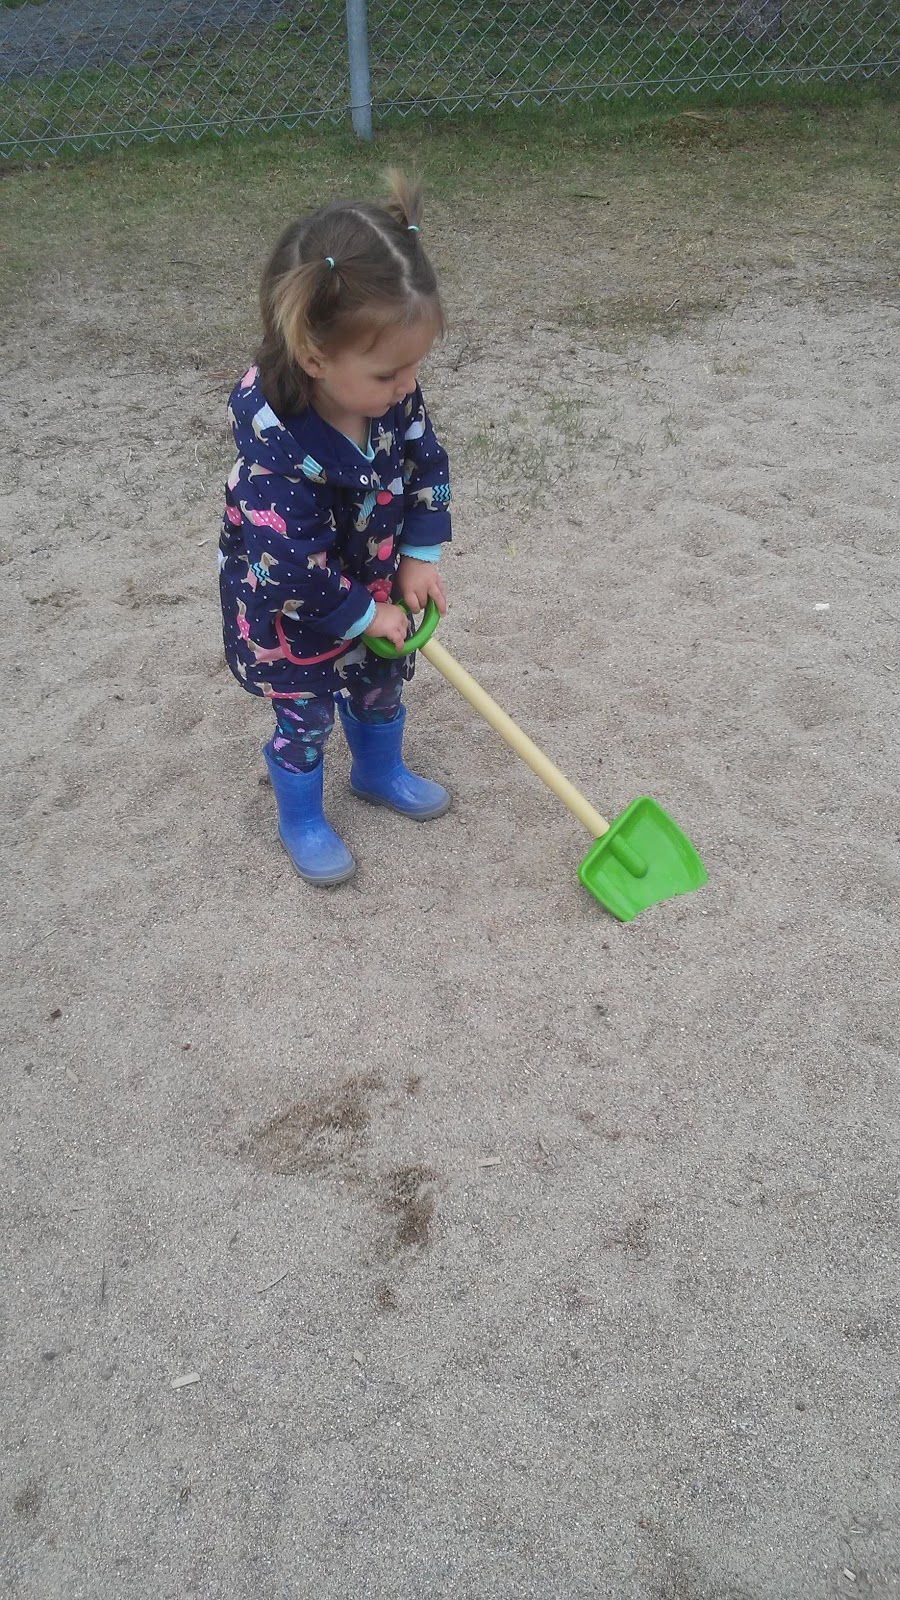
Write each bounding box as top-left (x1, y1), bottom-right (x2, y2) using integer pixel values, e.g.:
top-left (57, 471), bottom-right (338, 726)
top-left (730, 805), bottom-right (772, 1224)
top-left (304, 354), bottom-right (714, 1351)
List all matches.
top-left (364, 597), bottom-right (442, 659)
top-left (609, 835), bottom-right (649, 878)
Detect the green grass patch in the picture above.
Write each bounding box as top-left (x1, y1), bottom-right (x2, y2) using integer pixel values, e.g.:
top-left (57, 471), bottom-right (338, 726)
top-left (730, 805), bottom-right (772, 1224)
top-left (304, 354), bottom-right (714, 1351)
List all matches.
top-left (1, 0), bottom-right (897, 160)
top-left (368, 0), bottom-right (899, 116)
top-left (1, 89), bottom-right (896, 357)
top-left (1, 15), bottom-right (350, 159)
top-left (558, 289), bottom-right (730, 338)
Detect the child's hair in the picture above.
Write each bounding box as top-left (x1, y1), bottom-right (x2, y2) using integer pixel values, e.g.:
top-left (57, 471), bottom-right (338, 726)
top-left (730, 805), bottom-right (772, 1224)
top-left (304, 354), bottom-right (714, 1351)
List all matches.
top-left (256, 169), bottom-right (446, 415)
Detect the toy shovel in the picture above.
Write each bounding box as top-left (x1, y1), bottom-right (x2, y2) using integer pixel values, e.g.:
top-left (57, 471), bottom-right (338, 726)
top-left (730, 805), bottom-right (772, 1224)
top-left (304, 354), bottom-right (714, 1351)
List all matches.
top-left (366, 601), bottom-right (706, 922)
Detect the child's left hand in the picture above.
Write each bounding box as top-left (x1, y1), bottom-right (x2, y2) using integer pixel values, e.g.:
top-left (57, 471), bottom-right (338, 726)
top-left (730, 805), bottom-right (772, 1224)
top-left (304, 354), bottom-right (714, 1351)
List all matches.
top-left (396, 555), bottom-right (447, 618)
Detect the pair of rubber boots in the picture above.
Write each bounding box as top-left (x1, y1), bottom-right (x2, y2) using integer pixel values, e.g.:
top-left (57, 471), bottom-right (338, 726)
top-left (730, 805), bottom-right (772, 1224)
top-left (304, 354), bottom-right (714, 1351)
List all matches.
top-left (263, 700), bottom-right (449, 885)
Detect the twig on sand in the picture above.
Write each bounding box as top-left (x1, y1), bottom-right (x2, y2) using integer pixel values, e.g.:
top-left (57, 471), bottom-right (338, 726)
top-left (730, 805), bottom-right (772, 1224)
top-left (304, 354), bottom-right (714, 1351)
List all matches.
top-left (257, 1270), bottom-right (290, 1293)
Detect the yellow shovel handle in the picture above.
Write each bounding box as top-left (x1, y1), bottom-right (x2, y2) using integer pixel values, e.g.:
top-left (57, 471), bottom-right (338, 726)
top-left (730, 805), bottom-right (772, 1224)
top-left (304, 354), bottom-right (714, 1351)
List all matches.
top-left (421, 637), bottom-right (610, 839)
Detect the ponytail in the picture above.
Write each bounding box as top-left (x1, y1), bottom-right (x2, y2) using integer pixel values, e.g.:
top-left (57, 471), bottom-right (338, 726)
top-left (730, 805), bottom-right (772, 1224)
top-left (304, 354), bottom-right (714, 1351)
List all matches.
top-left (383, 168), bottom-right (425, 235)
top-left (269, 258), bottom-right (340, 362)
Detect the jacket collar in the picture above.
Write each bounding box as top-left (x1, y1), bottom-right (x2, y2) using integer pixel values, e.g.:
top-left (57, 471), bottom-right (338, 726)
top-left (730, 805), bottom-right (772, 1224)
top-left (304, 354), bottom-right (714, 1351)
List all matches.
top-left (229, 367), bottom-right (389, 491)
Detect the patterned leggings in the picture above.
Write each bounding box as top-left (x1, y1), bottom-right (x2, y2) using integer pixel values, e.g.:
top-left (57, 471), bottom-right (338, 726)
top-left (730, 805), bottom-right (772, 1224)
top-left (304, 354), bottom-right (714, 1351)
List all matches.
top-left (271, 678), bottom-right (403, 772)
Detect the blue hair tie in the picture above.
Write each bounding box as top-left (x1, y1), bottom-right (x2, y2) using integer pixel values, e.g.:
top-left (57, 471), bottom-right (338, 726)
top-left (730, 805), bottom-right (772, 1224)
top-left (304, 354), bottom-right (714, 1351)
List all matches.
top-left (325, 256), bottom-right (335, 269)
top-left (407, 225), bottom-right (419, 234)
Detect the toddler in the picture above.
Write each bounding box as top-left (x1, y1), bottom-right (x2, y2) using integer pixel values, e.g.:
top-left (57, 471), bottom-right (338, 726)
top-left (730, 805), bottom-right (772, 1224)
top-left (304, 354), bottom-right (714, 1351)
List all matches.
top-left (219, 172), bottom-right (452, 885)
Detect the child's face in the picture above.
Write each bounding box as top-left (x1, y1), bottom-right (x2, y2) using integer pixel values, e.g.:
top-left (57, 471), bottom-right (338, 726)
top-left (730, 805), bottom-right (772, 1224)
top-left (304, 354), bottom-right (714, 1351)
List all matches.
top-left (304, 318), bottom-right (437, 421)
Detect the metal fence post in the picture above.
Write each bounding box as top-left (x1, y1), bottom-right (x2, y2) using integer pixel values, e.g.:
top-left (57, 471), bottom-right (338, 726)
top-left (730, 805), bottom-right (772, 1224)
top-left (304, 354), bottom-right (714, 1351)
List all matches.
top-left (345, 0), bottom-right (373, 139)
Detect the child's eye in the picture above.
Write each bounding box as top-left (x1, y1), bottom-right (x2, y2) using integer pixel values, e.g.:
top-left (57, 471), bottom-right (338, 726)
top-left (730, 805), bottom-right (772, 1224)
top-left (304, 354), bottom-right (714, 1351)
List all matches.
top-left (377, 373), bottom-right (396, 383)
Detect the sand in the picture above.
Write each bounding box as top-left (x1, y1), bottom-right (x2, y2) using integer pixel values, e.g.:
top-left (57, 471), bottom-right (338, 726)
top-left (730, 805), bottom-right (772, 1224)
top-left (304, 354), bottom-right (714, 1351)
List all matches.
top-left (2, 151), bottom-right (899, 1598)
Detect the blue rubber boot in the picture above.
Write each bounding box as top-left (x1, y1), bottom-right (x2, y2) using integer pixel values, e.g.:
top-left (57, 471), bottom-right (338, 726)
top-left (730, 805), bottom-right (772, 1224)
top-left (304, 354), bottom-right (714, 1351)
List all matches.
top-left (337, 701), bottom-right (450, 821)
top-left (263, 743), bottom-right (356, 885)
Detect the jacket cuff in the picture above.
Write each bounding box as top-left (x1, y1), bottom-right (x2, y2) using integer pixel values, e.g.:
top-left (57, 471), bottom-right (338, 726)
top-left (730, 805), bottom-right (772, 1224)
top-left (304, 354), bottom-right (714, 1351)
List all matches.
top-left (342, 599), bottom-right (377, 639)
top-left (398, 543), bottom-right (442, 563)
top-left (399, 509), bottom-right (451, 549)
top-left (306, 581), bottom-right (374, 639)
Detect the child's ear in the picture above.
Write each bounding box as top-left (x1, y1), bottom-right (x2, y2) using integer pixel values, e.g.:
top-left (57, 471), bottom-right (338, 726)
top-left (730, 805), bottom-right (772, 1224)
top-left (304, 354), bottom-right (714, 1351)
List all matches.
top-left (298, 344), bottom-right (326, 379)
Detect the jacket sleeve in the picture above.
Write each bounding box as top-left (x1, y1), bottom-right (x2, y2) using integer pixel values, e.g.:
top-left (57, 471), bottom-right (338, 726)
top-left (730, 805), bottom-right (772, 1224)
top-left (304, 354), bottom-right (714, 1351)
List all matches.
top-left (237, 472), bottom-right (374, 639)
top-left (399, 385), bottom-right (452, 553)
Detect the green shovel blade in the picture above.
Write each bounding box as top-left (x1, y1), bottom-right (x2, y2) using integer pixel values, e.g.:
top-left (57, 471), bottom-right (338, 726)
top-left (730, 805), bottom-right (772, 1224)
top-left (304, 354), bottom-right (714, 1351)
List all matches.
top-left (577, 796), bottom-right (707, 922)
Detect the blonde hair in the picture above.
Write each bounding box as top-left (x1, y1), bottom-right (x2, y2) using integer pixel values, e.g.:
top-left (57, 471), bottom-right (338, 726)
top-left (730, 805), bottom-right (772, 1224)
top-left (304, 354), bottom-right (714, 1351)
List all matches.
top-left (256, 170), bottom-right (446, 415)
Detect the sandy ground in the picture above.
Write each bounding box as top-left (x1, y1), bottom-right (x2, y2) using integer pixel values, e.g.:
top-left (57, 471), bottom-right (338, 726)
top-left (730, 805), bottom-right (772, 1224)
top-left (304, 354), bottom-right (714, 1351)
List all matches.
top-left (2, 154), bottom-right (900, 1598)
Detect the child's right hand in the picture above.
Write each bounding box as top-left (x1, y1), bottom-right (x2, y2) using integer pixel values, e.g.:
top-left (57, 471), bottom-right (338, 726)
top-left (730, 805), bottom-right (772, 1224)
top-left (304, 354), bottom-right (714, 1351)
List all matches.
top-left (365, 602), bottom-right (408, 651)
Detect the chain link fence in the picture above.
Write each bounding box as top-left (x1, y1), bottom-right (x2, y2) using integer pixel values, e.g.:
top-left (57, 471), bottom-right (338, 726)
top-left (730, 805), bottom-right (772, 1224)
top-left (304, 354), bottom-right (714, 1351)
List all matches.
top-left (2, 0), bottom-right (897, 160)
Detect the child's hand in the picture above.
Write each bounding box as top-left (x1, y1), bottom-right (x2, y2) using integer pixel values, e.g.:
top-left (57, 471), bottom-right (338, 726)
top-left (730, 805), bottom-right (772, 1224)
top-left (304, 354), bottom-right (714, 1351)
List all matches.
top-left (396, 555), bottom-right (447, 618)
top-left (365, 602), bottom-right (409, 651)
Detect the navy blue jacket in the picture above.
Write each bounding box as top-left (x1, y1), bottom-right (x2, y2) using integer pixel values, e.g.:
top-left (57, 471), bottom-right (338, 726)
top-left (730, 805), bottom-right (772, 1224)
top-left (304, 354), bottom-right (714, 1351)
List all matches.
top-left (218, 365), bottom-right (451, 698)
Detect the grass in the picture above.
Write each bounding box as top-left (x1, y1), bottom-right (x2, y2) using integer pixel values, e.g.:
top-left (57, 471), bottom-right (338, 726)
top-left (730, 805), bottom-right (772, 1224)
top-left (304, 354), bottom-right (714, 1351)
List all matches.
top-left (558, 288), bottom-right (731, 336)
top-left (1, 0), bottom-right (897, 159)
top-left (1, 88), bottom-right (896, 372)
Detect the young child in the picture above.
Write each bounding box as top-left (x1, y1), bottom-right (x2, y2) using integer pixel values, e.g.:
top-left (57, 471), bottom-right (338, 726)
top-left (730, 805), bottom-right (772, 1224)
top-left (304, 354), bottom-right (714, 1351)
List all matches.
top-left (219, 172), bottom-right (452, 886)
